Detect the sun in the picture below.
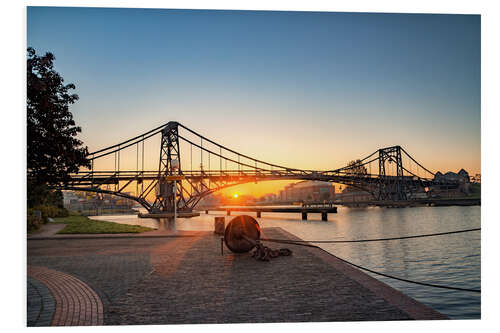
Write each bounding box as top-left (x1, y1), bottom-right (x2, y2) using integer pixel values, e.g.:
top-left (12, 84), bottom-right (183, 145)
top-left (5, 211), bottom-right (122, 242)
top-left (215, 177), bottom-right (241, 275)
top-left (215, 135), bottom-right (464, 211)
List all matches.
top-left (233, 193), bottom-right (238, 198)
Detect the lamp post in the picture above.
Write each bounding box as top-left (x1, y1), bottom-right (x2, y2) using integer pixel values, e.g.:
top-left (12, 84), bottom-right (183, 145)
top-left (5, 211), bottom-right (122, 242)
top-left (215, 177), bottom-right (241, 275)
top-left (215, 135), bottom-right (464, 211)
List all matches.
top-left (170, 159), bottom-right (180, 231)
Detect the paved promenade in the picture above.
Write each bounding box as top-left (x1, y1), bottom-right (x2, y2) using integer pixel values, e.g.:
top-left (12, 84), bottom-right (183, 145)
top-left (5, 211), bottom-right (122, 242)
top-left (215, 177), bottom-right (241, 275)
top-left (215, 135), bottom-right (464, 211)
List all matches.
top-left (27, 227), bottom-right (445, 326)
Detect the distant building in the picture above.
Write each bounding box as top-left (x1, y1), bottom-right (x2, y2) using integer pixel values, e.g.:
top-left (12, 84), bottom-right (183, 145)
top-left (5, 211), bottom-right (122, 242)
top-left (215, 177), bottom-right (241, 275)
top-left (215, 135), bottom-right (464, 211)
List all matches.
top-left (62, 190), bottom-right (79, 206)
top-left (278, 181), bottom-right (335, 202)
top-left (433, 169), bottom-right (470, 183)
top-left (62, 190), bottom-right (135, 213)
top-left (337, 187), bottom-right (372, 203)
top-left (432, 169), bottom-right (472, 196)
top-left (260, 193), bottom-right (277, 203)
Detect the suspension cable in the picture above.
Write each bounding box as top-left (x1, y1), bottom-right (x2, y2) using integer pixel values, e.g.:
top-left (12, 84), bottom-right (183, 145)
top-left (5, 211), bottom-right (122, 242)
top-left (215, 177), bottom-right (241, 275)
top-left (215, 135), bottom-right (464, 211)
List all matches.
top-left (400, 147), bottom-right (435, 176)
top-left (178, 122), bottom-right (304, 171)
top-left (142, 138), bottom-right (144, 194)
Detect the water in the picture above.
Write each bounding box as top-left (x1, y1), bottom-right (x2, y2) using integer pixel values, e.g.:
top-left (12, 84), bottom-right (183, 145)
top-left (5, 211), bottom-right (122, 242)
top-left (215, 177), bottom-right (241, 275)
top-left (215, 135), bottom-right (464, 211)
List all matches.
top-left (92, 205), bottom-right (481, 319)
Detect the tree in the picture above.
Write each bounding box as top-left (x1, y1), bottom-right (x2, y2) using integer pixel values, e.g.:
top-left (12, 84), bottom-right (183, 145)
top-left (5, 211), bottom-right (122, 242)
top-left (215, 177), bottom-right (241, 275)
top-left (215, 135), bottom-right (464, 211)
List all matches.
top-left (27, 47), bottom-right (90, 206)
top-left (345, 159), bottom-right (367, 176)
top-left (342, 159), bottom-right (368, 193)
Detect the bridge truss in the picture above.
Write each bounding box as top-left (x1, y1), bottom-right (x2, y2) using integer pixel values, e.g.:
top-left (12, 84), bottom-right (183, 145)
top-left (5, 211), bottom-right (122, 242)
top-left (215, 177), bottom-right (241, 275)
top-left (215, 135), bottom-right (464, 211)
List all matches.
top-left (57, 121), bottom-right (457, 213)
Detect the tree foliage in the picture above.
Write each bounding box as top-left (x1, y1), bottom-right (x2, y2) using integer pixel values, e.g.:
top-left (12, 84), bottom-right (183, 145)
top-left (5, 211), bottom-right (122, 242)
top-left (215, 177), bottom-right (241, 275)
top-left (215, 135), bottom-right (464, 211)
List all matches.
top-left (342, 159), bottom-right (368, 193)
top-left (345, 159), bottom-right (368, 175)
top-left (27, 47), bottom-right (90, 189)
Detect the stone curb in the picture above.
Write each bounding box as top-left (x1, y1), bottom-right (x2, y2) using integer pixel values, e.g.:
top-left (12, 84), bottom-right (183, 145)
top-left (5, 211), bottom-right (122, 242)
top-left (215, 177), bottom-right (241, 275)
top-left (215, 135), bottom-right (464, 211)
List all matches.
top-left (27, 234), bottom-right (201, 241)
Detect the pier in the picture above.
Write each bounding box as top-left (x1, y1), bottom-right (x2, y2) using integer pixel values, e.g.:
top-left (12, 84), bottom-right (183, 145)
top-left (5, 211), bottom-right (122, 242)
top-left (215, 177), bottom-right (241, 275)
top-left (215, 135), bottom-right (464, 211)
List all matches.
top-left (138, 211), bottom-right (200, 218)
top-left (203, 206), bottom-right (338, 221)
top-left (27, 227), bottom-right (445, 326)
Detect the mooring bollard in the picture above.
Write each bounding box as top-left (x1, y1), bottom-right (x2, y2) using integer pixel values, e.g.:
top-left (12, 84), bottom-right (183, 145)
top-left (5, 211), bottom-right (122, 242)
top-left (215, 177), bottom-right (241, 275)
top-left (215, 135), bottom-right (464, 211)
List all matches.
top-left (223, 215), bottom-right (261, 253)
top-left (214, 216), bottom-right (225, 235)
top-left (222, 215), bottom-right (293, 261)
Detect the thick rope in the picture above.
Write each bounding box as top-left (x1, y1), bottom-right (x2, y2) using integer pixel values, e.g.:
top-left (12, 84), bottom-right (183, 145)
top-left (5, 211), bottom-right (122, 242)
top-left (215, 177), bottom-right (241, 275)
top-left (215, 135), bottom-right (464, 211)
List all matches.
top-left (258, 228), bottom-right (481, 293)
top-left (261, 228), bottom-right (480, 244)
top-left (319, 249), bottom-right (481, 293)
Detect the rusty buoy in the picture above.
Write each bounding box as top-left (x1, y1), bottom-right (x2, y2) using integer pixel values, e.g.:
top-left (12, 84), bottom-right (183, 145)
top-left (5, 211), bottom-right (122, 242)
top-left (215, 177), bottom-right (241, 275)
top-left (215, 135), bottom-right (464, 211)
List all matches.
top-left (224, 215), bottom-right (261, 253)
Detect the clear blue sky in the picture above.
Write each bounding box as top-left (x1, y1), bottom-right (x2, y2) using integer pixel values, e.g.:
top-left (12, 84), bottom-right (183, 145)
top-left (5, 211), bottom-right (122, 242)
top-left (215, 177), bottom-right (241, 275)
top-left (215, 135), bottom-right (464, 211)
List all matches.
top-left (27, 7), bottom-right (480, 178)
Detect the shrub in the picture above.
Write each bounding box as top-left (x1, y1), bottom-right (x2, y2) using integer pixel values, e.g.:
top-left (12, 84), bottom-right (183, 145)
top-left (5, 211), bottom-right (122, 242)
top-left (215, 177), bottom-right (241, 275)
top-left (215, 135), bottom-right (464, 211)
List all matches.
top-left (58, 207), bottom-right (70, 217)
top-left (27, 208), bottom-right (41, 232)
top-left (32, 205), bottom-right (69, 223)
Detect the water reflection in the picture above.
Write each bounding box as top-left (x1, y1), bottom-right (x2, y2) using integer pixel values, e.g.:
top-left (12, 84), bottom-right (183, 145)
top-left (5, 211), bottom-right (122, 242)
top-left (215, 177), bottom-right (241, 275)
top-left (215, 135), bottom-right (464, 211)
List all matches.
top-left (156, 218), bottom-right (177, 231)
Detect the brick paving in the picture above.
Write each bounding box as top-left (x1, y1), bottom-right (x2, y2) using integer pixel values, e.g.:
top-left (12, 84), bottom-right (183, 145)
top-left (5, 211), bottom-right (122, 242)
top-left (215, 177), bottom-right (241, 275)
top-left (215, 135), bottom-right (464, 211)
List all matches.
top-left (28, 266), bottom-right (104, 326)
top-left (27, 227), bottom-right (445, 326)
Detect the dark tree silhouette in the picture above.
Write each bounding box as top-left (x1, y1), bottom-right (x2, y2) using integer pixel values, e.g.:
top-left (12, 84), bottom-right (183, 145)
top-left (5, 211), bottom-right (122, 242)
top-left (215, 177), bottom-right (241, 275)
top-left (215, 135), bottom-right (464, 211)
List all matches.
top-left (345, 159), bottom-right (367, 175)
top-left (342, 159), bottom-right (368, 193)
top-left (27, 47), bottom-right (90, 195)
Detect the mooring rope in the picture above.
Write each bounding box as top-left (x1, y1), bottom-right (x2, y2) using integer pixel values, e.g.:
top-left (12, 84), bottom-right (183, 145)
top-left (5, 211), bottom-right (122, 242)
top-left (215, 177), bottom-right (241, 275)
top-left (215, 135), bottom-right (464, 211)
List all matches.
top-left (261, 227), bottom-right (480, 244)
top-left (259, 228), bottom-right (481, 293)
top-left (321, 250), bottom-right (481, 293)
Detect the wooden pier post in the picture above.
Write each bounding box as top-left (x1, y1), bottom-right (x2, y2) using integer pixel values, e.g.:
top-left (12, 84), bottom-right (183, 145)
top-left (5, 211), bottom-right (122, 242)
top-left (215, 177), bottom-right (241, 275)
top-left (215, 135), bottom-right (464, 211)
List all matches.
top-left (321, 212), bottom-right (328, 221)
top-left (214, 217), bottom-right (225, 235)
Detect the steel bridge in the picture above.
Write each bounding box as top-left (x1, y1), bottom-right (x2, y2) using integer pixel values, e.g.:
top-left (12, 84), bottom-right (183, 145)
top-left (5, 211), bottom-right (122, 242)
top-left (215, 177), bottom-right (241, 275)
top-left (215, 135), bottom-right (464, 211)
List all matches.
top-left (57, 121), bottom-right (459, 213)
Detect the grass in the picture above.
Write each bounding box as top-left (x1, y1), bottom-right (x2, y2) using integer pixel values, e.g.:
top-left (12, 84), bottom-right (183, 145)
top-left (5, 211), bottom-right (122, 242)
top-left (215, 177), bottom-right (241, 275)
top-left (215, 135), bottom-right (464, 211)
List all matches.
top-left (53, 214), bottom-right (154, 234)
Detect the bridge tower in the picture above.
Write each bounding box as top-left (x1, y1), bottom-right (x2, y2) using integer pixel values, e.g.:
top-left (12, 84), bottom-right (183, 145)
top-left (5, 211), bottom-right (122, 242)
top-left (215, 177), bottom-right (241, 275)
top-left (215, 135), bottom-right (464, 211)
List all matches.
top-left (151, 122), bottom-right (189, 213)
top-left (378, 145), bottom-right (408, 201)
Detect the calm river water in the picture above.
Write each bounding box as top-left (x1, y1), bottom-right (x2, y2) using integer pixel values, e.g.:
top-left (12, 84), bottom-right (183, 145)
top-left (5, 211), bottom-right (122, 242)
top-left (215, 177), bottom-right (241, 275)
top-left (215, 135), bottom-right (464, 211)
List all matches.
top-left (93, 205), bottom-right (481, 319)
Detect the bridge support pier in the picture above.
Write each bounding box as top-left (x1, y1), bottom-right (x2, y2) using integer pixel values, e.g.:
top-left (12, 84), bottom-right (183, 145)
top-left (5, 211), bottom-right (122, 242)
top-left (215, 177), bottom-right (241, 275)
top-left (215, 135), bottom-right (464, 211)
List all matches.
top-left (321, 212), bottom-right (328, 221)
top-left (301, 212), bottom-right (307, 220)
top-left (256, 211), bottom-right (261, 218)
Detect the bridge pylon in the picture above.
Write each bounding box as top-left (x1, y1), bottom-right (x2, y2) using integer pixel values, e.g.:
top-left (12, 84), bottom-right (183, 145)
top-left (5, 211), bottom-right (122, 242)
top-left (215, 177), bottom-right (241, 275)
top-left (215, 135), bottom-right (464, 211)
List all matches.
top-left (150, 122), bottom-right (190, 213)
top-left (377, 145), bottom-right (409, 201)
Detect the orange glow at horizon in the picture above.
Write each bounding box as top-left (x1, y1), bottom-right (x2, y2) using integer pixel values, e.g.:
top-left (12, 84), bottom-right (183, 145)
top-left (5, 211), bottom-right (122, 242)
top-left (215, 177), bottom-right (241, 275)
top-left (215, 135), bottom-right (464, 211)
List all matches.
top-left (219, 180), bottom-right (302, 198)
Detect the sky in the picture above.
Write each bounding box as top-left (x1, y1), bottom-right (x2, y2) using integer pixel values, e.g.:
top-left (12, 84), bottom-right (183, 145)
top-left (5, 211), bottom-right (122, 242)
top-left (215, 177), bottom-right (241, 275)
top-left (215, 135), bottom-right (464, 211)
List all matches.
top-left (27, 7), bottom-right (481, 197)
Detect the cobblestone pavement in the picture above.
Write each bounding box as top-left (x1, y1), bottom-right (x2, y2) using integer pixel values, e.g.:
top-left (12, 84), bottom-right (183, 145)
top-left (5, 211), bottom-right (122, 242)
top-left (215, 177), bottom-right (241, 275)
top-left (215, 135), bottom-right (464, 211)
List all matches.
top-left (27, 228), bottom-right (445, 326)
top-left (27, 277), bottom-right (55, 326)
